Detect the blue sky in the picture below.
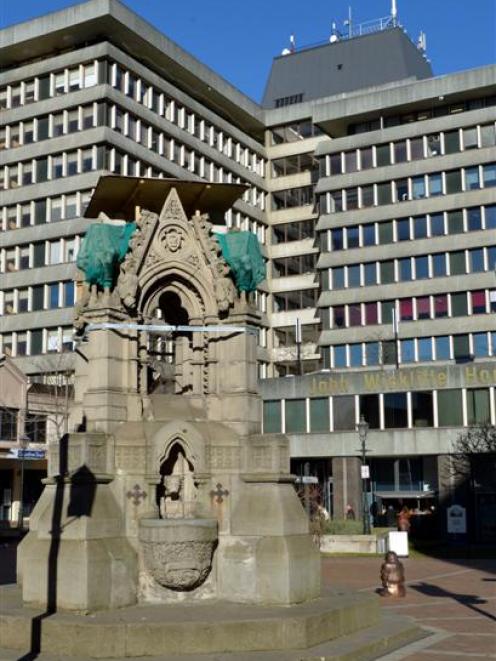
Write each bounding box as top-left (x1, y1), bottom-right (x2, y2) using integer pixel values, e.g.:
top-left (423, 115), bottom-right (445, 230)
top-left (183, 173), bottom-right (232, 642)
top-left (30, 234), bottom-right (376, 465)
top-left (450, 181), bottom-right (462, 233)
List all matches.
top-left (1, 0), bottom-right (495, 102)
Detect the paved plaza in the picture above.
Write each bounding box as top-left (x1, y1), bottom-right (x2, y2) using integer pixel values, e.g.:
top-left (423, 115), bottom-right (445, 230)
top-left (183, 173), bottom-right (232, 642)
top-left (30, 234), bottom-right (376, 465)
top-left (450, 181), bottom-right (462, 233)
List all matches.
top-left (323, 555), bottom-right (496, 660)
top-left (1, 540), bottom-right (494, 659)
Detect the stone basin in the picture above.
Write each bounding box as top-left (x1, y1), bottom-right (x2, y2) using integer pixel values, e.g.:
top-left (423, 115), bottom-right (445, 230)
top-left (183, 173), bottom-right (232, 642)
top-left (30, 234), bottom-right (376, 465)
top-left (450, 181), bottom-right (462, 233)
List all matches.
top-left (138, 517), bottom-right (218, 591)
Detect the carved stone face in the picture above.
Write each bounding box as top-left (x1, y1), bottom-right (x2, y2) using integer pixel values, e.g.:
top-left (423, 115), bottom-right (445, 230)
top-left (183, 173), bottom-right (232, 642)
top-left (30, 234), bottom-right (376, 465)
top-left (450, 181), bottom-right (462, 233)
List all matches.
top-left (165, 229), bottom-right (183, 253)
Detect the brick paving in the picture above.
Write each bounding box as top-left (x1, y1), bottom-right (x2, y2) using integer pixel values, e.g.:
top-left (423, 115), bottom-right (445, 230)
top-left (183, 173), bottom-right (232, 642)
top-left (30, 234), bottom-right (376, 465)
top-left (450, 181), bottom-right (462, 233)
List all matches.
top-left (322, 555), bottom-right (496, 659)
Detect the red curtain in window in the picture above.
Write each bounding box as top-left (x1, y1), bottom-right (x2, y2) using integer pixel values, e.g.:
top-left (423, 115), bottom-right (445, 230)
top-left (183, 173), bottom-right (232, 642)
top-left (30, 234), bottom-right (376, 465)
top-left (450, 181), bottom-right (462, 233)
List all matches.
top-left (471, 290), bottom-right (486, 314)
top-left (434, 295), bottom-right (448, 317)
top-left (400, 299), bottom-right (413, 321)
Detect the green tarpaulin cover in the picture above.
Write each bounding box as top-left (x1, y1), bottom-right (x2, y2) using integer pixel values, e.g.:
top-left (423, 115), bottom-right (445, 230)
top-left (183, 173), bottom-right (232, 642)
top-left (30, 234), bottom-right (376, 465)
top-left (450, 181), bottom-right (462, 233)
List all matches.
top-left (215, 231), bottom-right (266, 292)
top-left (77, 222), bottom-right (136, 288)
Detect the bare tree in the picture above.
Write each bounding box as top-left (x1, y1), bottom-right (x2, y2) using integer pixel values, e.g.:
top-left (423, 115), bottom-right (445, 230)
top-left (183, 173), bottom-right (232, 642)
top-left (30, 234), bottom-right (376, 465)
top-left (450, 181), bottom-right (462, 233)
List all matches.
top-left (449, 423), bottom-right (496, 481)
top-left (445, 423), bottom-right (496, 540)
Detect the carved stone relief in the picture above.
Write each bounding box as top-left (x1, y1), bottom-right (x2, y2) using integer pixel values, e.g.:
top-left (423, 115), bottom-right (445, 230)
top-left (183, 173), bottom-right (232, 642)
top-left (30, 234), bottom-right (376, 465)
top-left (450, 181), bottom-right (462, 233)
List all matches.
top-left (206, 446), bottom-right (240, 470)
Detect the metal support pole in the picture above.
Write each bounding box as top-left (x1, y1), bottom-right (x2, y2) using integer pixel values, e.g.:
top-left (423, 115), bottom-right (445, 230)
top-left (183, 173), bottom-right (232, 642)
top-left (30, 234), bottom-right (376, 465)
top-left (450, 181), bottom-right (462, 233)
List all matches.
top-left (295, 318), bottom-right (303, 376)
top-left (17, 453), bottom-right (25, 529)
top-left (303, 461), bottom-right (311, 518)
top-left (357, 415), bottom-right (371, 535)
top-left (361, 436), bottom-right (371, 535)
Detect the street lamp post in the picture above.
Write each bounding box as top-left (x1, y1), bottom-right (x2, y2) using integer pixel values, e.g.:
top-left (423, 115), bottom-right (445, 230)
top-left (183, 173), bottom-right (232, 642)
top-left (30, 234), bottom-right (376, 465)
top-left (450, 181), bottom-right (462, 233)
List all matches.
top-left (17, 434), bottom-right (30, 530)
top-left (357, 415), bottom-right (371, 535)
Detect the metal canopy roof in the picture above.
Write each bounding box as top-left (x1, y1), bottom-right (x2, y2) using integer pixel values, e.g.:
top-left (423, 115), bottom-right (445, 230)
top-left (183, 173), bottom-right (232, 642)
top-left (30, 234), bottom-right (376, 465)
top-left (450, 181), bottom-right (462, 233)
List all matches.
top-left (375, 491), bottom-right (436, 499)
top-left (84, 175), bottom-right (247, 219)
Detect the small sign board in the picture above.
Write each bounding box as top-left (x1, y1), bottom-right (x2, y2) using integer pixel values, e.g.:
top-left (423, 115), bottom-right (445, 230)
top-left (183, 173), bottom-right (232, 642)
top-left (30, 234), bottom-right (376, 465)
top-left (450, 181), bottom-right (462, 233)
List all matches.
top-left (300, 476), bottom-right (319, 485)
top-left (388, 531), bottom-right (409, 557)
top-left (447, 504), bottom-right (467, 534)
top-left (7, 449), bottom-right (46, 460)
top-left (361, 465), bottom-right (370, 479)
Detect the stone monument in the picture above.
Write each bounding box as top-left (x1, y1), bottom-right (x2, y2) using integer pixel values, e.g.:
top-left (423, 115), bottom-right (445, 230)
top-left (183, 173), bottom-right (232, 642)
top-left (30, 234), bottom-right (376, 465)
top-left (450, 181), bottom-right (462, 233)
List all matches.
top-left (18, 176), bottom-right (320, 611)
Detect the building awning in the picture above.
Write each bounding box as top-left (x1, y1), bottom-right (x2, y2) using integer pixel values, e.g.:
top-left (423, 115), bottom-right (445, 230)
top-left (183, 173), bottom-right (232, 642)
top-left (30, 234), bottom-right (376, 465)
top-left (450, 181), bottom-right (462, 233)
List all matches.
top-left (374, 491), bottom-right (436, 499)
top-left (84, 176), bottom-right (247, 220)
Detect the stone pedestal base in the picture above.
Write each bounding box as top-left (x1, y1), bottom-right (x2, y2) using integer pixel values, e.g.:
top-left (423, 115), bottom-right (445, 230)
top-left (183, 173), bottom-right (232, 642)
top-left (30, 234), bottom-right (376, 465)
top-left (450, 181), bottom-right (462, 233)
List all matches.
top-left (17, 433), bottom-right (138, 612)
top-left (0, 586), bottom-right (386, 658)
top-left (217, 478), bottom-right (321, 605)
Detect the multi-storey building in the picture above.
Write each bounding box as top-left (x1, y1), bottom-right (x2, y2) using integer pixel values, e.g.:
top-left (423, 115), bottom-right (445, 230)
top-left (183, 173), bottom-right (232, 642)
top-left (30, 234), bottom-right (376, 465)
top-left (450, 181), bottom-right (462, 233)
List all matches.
top-left (259, 41), bottom-right (496, 538)
top-left (1, 0), bottom-right (495, 535)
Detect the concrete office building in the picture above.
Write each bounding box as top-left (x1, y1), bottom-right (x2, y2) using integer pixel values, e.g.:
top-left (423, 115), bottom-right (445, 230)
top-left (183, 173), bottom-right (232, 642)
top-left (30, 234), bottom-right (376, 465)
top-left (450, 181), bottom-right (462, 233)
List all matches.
top-left (1, 0), bottom-right (495, 534)
top-left (260, 34), bottom-right (496, 537)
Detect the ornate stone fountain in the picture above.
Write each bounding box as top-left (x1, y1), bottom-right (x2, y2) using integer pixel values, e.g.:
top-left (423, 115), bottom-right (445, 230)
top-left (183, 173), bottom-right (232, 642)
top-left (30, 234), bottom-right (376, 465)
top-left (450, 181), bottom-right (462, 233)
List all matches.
top-left (17, 177), bottom-right (320, 610)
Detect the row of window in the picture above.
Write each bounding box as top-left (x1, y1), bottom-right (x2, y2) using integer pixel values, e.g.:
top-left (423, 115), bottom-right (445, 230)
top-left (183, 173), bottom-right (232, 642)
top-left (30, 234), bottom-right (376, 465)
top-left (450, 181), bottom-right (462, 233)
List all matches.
top-left (322, 163), bottom-right (496, 213)
top-left (322, 122), bottom-right (496, 176)
top-left (348, 94), bottom-right (496, 136)
top-left (325, 331), bottom-right (496, 369)
top-left (272, 253), bottom-right (318, 278)
top-left (0, 59), bottom-right (265, 176)
top-left (273, 324), bottom-right (321, 347)
top-left (0, 237), bottom-right (79, 274)
top-left (1, 145), bottom-right (107, 189)
top-left (326, 245), bottom-right (496, 290)
top-left (272, 289), bottom-right (319, 312)
top-left (109, 62), bottom-right (265, 175)
top-left (0, 192), bottom-right (92, 232)
top-left (270, 120), bottom-right (324, 145)
top-left (0, 61), bottom-right (98, 109)
top-left (271, 186), bottom-right (315, 211)
top-left (1, 136), bottom-right (265, 212)
top-left (107, 105), bottom-right (266, 210)
top-left (0, 281), bottom-right (75, 316)
top-left (324, 204), bottom-right (496, 252)
top-left (0, 408), bottom-right (47, 444)
top-left (0, 102), bottom-right (104, 148)
top-left (271, 152), bottom-right (318, 178)
top-left (0, 327), bottom-right (74, 357)
top-left (0, 204), bottom-right (265, 252)
top-left (326, 289), bottom-right (496, 329)
top-left (263, 387), bottom-right (494, 434)
top-left (272, 219), bottom-right (316, 244)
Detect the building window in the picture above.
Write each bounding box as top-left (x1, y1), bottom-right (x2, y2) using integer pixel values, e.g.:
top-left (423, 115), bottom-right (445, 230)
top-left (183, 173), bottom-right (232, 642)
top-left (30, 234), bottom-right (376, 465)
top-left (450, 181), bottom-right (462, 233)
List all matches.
top-left (359, 394), bottom-right (380, 429)
top-left (25, 414), bottom-right (47, 443)
top-left (263, 400), bottom-right (281, 433)
top-left (309, 398), bottom-right (329, 432)
top-left (432, 254), bottom-right (447, 277)
top-left (333, 396), bottom-right (355, 431)
top-left (285, 399), bottom-right (306, 433)
top-left (466, 389), bottom-right (491, 425)
top-left (453, 334), bottom-right (470, 361)
top-left (0, 408), bottom-right (17, 440)
top-left (384, 392), bottom-right (408, 428)
top-left (411, 391), bottom-right (433, 427)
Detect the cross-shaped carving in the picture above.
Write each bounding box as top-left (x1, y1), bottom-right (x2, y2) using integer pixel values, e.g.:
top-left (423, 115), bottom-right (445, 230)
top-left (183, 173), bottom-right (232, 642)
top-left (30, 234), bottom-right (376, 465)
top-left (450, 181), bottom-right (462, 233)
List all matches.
top-left (127, 484), bottom-right (147, 506)
top-left (210, 482), bottom-right (229, 504)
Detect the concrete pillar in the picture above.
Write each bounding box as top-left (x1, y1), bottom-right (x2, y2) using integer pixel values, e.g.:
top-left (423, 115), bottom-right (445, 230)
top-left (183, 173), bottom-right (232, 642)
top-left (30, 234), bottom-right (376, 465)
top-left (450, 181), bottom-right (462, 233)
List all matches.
top-left (332, 456), bottom-right (362, 520)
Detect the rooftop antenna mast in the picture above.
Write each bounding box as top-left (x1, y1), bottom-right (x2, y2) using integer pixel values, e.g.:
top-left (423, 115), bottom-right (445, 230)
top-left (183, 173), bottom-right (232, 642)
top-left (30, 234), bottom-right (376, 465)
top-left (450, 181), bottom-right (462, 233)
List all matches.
top-left (391, 0), bottom-right (398, 26)
top-left (344, 6), bottom-right (353, 39)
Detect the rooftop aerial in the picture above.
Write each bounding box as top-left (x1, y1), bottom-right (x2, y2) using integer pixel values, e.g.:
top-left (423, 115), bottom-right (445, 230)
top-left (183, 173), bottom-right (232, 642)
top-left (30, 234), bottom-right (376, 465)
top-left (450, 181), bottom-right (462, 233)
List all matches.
top-left (262, 1), bottom-right (432, 109)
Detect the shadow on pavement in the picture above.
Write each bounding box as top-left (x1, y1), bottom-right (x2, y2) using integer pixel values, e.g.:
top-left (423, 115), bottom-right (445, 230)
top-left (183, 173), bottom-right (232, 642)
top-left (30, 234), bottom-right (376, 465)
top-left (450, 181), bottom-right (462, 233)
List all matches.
top-left (410, 581), bottom-right (496, 623)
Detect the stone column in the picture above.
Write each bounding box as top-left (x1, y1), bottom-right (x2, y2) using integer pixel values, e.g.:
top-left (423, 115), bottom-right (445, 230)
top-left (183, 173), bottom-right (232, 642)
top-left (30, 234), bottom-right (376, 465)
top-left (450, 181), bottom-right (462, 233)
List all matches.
top-left (79, 307), bottom-right (141, 432)
top-left (332, 456), bottom-right (362, 520)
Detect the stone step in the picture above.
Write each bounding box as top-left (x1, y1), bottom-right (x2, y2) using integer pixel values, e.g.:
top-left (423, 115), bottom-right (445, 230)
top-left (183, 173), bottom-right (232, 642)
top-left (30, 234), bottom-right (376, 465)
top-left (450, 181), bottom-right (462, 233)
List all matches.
top-left (0, 613), bottom-right (428, 661)
top-left (0, 585), bottom-right (381, 658)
